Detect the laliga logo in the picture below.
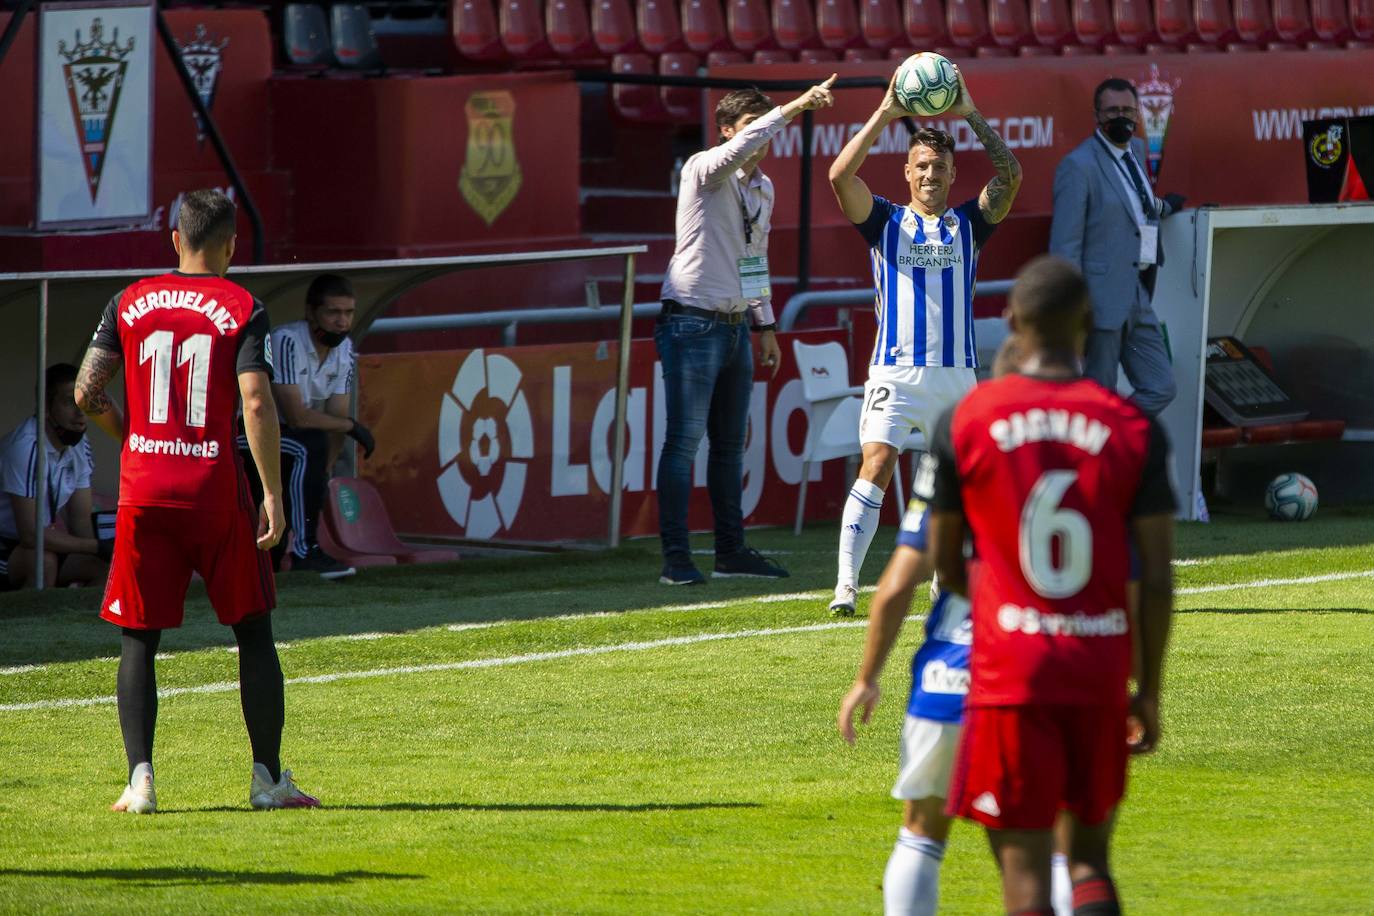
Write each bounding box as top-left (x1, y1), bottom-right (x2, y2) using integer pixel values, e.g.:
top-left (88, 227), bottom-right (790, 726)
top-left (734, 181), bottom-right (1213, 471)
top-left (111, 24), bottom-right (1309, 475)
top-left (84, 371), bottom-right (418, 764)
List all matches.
top-left (437, 349), bottom-right (534, 539)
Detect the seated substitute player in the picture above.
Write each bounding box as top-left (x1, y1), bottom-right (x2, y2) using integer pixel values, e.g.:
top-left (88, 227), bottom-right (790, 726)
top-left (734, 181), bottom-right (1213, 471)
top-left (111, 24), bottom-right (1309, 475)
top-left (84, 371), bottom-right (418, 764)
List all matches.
top-left (925, 256), bottom-right (1175, 915)
top-left (239, 273), bottom-right (374, 578)
top-left (0, 363), bottom-right (110, 589)
top-left (837, 337), bottom-right (1076, 916)
top-left (76, 188), bottom-right (320, 814)
top-left (826, 64), bottom-right (1022, 616)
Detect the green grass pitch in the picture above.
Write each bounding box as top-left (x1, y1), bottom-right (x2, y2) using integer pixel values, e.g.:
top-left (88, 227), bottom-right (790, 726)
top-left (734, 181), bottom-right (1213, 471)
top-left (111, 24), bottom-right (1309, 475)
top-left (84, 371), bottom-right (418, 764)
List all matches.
top-left (0, 506), bottom-right (1372, 914)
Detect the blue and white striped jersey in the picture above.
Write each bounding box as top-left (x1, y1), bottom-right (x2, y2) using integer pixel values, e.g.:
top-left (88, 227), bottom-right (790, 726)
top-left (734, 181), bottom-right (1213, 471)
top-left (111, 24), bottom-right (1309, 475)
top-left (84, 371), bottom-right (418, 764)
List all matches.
top-left (855, 196), bottom-right (995, 370)
top-left (895, 501), bottom-right (971, 725)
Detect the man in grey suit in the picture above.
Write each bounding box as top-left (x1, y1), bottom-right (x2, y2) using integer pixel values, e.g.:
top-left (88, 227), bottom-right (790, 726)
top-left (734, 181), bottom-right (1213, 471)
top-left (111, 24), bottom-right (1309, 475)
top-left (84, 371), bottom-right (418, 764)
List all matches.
top-left (1050, 77), bottom-right (1186, 416)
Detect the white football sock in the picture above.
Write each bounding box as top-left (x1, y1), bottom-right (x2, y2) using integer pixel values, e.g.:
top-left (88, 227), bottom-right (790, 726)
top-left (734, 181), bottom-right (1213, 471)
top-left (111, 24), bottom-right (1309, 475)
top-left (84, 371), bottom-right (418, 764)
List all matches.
top-left (1052, 852), bottom-right (1073, 916)
top-left (883, 828), bottom-right (944, 916)
top-left (837, 479), bottom-right (886, 590)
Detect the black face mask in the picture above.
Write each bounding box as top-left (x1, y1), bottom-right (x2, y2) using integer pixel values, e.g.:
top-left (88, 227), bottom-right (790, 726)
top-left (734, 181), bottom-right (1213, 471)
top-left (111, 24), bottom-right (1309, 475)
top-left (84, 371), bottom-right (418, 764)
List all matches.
top-left (315, 328), bottom-right (348, 348)
top-left (54, 425), bottom-right (84, 447)
top-left (1100, 116), bottom-right (1137, 145)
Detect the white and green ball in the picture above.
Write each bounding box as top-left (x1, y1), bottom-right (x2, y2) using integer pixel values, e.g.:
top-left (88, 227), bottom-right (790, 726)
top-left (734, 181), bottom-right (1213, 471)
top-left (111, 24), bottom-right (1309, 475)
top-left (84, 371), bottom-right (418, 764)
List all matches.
top-left (1264, 472), bottom-right (1318, 521)
top-left (893, 52), bottom-right (960, 117)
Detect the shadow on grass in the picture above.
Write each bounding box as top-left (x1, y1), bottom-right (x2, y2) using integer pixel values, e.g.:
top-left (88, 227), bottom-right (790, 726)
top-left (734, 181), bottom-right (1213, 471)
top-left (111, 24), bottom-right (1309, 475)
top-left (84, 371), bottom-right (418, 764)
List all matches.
top-left (0, 866), bottom-right (422, 886)
top-left (1182, 606), bottom-right (1373, 615)
top-left (0, 530), bottom-right (839, 667)
top-left (167, 801), bottom-right (762, 815)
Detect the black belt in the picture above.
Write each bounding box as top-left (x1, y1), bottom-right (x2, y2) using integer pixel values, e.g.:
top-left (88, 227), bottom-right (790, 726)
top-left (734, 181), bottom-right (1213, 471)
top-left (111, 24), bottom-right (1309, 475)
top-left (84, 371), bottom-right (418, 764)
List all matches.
top-left (660, 300), bottom-right (747, 325)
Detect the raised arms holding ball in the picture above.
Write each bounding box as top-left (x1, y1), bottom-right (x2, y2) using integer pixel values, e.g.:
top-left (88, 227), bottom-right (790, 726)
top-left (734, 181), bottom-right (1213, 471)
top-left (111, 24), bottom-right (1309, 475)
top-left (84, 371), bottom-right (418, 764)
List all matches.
top-left (828, 59), bottom-right (1022, 225)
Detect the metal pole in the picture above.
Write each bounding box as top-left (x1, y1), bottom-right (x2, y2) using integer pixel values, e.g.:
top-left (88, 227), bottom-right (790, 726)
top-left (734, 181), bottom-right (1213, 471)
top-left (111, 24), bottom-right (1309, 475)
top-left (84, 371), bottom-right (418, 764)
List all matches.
top-left (154, 3), bottom-right (266, 264)
top-left (33, 279), bottom-right (48, 591)
top-left (798, 111), bottom-right (815, 293)
top-left (607, 253), bottom-right (637, 548)
top-left (0, 0), bottom-right (34, 72)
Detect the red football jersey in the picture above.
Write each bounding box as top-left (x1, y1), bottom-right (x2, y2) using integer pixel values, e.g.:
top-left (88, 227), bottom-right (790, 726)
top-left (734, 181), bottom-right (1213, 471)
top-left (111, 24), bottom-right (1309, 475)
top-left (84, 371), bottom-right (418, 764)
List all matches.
top-left (92, 272), bottom-right (272, 510)
top-left (924, 375), bottom-right (1174, 707)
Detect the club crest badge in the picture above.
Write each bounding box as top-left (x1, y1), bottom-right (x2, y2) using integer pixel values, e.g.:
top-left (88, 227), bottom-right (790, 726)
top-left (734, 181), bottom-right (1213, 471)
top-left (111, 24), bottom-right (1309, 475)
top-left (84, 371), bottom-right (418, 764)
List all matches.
top-left (59, 17), bottom-right (135, 202)
top-left (179, 23), bottom-right (229, 147)
top-left (1135, 64), bottom-right (1182, 182)
top-left (1309, 125), bottom-right (1343, 169)
top-left (459, 91), bottom-right (522, 226)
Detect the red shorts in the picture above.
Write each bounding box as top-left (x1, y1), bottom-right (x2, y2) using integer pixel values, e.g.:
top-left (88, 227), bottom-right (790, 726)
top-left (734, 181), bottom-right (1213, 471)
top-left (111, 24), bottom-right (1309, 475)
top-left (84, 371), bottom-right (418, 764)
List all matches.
top-left (100, 505), bottom-right (276, 630)
top-left (947, 703), bottom-right (1129, 831)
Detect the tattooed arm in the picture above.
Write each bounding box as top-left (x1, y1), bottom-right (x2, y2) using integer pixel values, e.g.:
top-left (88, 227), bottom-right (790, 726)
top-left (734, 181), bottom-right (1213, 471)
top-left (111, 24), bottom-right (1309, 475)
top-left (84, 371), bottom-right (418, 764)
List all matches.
top-left (75, 346), bottom-right (125, 440)
top-left (948, 68), bottom-right (1022, 225)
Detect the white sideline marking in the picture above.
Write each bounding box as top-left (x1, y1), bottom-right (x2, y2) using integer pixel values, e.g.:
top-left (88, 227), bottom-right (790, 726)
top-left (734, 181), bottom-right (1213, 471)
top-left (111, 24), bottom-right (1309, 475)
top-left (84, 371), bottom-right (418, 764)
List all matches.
top-left (0, 665), bottom-right (44, 676)
top-left (1177, 569), bottom-right (1374, 595)
top-left (0, 622), bottom-right (867, 713)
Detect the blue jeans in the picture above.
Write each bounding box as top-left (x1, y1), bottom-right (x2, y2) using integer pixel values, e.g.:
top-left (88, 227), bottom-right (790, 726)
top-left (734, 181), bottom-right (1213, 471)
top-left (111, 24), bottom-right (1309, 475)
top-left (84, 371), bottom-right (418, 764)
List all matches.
top-left (654, 311), bottom-right (753, 560)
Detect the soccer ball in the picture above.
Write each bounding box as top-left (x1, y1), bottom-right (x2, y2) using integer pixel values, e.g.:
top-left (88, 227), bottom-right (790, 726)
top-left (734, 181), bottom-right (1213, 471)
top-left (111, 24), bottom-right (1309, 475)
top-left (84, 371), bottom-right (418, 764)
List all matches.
top-left (893, 53), bottom-right (960, 117)
top-left (1264, 472), bottom-right (1318, 521)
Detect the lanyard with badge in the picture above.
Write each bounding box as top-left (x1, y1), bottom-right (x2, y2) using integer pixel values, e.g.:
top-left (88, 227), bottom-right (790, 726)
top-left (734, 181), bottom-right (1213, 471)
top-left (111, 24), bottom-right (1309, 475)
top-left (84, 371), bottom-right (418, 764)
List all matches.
top-left (1098, 135), bottom-right (1159, 268)
top-left (735, 175), bottom-right (770, 300)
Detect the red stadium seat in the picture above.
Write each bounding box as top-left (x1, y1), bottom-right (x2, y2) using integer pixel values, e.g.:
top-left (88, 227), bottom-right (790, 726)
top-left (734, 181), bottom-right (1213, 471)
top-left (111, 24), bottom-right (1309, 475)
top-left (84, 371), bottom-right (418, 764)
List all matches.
top-left (1272, 0), bottom-right (1314, 40)
top-left (801, 46), bottom-right (841, 58)
top-left (683, 0), bottom-right (729, 48)
top-left (324, 479), bottom-right (459, 567)
top-left (1070, 0), bottom-right (1113, 45)
top-left (660, 52), bottom-right (701, 118)
top-left (454, 0), bottom-right (506, 60)
top-left (548, 0), bottom-right (597, 55)
top-left (862, 0), bottom-right (907, 46)
top-left (1111, 0), bottom-right (1154, 43)
top-left (905, 0), bottom-right (952, 42)
top-left (1021, 39), bottom-right (1062, 48)
top-left (1154, 0), bottom-right (1194, 43)
top-left (818, 0), bottom-right (864, 46)
top-left (773, 0), bottom-right (819, 48)
top-left (947, 0), bottom-right (992, 44)
top-left (1029, 0), bottom-right (1073, 45)
top-left (707, 47), bottom-right (750, 61)
top-left (989, 0), bottom-right (1033, 45)
top-left (1193, 0), bottom-right (1235, 44)
top-left (611, 52), bottom-right (664, 119)
top-left (1059, 37), bottom-right (1103, 47)
top-left (1233, 0), bottom-right (1274, 42)
top-left (753, 47), bottom-right (797, 58)
top-left (1103, 38), bottom-right (1145, 47)
top-left (638, 0), bottom-right (685, 51)
top-left (1200, 426), bottom-right (1242, 448)
top-left (593, 0), bottom-right (640, 51)
top-left (1310, 0), bottom-right (1351, 39)
top-left (1349, 0), bottom-right (1374, 38)
top-left (845, 44), bottom-right (886, 55)
top-left (500, 0), bottom-right (550, 57)
top-left (314, 515), bottom-right (396, 569)
top-left (727, 0), bottom-right (774, 48)
top-left (1145, 37), bottom-right (1184, 45)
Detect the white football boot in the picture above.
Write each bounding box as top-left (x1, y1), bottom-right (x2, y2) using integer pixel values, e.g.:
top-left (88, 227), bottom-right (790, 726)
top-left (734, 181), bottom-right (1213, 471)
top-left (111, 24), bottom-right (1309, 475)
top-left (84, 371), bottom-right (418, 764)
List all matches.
top-left (112, 764), bottom-right (156, 814)
top-left (250, 764), bottom-right (321, 809)
top-left (829, 584), bottom-right (858, 617)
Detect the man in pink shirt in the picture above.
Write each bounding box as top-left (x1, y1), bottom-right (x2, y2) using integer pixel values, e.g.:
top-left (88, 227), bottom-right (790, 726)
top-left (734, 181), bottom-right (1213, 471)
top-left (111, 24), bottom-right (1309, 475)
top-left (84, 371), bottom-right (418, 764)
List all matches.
top-left (656, 75), bottom-right (837, 585)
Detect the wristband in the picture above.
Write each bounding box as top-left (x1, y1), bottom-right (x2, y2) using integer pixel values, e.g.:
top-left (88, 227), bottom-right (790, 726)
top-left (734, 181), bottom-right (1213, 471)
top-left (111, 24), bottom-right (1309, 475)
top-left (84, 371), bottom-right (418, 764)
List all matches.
top-left (754, 323), bottom-right (777, 332)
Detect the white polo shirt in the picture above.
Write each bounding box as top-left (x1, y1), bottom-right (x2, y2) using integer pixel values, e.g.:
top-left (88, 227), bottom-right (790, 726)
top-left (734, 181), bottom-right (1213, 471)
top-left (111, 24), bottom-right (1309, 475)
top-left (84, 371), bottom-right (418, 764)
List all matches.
top-left (0, 417), bottom-right (93, 541)
top-left (270, 319), bottom-right (355, 411)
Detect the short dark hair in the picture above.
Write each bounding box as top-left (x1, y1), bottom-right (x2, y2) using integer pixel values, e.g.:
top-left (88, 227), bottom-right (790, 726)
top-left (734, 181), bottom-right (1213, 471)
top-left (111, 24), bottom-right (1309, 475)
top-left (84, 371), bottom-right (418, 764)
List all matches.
top-left (715, 88), bottom-right (774, 133)
top-left (1008, 255), bottom-right (1092, 347)
top-left (1093, 77), bottom-right (1138, 111)
top-left (45, 363), bottom-right (78, 408)
top-left (306, 273), bottom-right (355, 309)
top-left (176, 189), bottom-right (237, 251)
top-left (909, 127), bottom-right (955, 158)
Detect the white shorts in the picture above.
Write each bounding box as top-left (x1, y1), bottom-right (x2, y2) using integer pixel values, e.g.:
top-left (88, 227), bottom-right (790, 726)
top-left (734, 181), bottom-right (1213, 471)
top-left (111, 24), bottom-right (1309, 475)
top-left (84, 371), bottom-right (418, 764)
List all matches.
top-left (859, 366), bottom-right (977, 450)
top-left (892, 715), bottom-right (963, 801)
